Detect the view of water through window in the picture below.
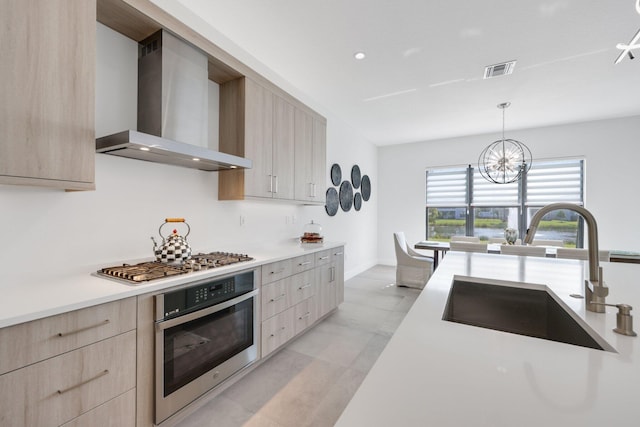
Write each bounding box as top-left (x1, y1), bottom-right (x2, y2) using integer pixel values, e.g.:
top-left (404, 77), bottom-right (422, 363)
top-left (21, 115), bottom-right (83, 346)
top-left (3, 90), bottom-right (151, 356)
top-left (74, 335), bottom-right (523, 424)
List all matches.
top-left (427, 207), bottom-right (579, 247)
top-left (426, 159), bottom-right (584, 247)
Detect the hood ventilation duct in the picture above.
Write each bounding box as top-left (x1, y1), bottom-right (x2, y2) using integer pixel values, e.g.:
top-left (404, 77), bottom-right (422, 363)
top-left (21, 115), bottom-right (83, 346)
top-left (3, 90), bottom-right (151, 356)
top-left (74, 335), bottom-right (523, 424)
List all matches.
top-left (96, 30), bottom-right (251, 172)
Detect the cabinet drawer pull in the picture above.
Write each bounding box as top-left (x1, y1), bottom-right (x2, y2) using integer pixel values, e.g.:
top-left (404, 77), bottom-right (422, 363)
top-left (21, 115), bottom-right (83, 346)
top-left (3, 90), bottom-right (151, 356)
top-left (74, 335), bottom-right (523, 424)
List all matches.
top-left (299, 312), bottom-right (311, 320)
top-left (298, 283), bottom-right (312, 290)
top-left (318, 256), bottom-right (329, 260)
top-left (270, 268), bottom-right (286, 275)
top-left (334, 252), bottom-right (344, 256)
top-left (57, 369), bottom-right (109, 394)
top-left (270, 294), bottom-right (286, 302)
top-left (57, 319), bottom-right (110, 337)
top-left (268, 174), bottom-right (273, 193)
top-left (274, 176), bottom-right (279, 193)
top-left (299, 261), bottom-right (312, 266)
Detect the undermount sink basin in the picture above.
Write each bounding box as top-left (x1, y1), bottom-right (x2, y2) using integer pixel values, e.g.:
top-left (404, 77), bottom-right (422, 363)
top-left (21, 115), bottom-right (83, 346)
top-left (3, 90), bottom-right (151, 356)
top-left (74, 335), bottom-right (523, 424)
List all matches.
top-left (443, 276), bottom-right (615, 352)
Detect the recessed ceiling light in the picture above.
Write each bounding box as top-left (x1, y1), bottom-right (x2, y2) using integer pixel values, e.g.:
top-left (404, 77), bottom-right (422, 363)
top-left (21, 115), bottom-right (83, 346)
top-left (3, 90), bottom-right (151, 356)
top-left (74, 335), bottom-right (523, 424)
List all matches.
top-left (139, 147), bottom-right (150, 151)
top-left (192, 158), bottom-right (200, 161)
top-left (354, 52), bottom-right (366, 60)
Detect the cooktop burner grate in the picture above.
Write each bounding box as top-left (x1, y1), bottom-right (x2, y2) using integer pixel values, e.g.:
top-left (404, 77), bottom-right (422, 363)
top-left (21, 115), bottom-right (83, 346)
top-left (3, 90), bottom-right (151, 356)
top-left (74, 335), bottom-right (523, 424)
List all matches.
top-left (98, 252), bottom-right (253, 284)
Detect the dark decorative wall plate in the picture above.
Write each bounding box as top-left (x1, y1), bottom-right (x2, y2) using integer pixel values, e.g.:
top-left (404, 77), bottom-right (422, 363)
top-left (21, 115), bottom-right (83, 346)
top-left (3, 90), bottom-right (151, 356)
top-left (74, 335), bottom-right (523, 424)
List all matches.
top-left (351, 165), bottom-right (361, 189)
top-left (354, 192), bottom-right (363, 211)
top-left (330, 164), bottom-right (342, 186)
top-left (339, 181), bottom-right (353, 211)
top-left (361, 175), bottom-right (371, 201)
top-left (325, 187), bottom-right (339, 216)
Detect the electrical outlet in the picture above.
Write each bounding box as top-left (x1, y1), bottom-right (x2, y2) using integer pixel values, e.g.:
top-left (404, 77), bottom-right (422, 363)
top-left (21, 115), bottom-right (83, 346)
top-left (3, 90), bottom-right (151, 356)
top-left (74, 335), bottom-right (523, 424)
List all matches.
top-left (292, 215), bottom-right (297, 224)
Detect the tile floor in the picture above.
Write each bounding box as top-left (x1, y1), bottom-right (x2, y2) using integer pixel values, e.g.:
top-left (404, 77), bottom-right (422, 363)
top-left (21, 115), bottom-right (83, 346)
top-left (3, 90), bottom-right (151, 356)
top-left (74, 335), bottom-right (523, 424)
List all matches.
top-left (175, 265), bottom-right (420, 427)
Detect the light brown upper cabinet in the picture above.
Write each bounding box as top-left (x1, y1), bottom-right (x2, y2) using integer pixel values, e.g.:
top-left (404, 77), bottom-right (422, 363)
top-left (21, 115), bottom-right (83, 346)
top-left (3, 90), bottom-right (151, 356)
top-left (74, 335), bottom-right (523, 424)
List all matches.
top-left (219, 77), bottom-right (295, 201)
top-left (219, 77), bottom-right (326, 203)
top-left (294, 109), bottom-right (326, 203)
top-left (0, 0), bottom-right (96, 190)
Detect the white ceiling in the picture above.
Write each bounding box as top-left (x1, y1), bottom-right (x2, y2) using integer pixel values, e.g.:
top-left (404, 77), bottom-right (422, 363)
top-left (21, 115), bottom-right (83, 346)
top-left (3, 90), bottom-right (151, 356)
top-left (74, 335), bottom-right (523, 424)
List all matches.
top-left (168, 0), bottom-right (640, 146)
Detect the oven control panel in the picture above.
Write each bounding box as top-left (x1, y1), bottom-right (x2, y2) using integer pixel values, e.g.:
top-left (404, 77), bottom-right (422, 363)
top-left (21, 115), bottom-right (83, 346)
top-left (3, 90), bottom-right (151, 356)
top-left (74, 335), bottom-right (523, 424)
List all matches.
top-left (189, 278), bottom-right (235, 305)
top-left (160, 270), bottom-right (255, 320)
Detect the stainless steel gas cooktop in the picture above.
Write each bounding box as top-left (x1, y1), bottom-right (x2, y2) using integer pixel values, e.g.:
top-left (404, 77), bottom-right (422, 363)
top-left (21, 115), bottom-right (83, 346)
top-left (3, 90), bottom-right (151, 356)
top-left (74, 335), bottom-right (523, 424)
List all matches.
top-left (98, 252), bottom-right (253, 284)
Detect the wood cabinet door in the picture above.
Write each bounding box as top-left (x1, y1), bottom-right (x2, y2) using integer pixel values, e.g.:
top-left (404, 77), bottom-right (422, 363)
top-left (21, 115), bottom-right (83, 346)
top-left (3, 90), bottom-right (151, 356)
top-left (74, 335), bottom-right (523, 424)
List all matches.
top-left (316, 264), bottom-right (336, 318)
top-left (272, 95), bottom-right (295, 200)
top-left (244, 78), bottom-right (274, 198)
top-left (333, 247), bottom-right (345, 306)
top-left (294, 108), bottom-right (314, 201)
top-left (312, 118), bottom-right (327, 200)
top-left (0, 0), bottom-right (95, 190)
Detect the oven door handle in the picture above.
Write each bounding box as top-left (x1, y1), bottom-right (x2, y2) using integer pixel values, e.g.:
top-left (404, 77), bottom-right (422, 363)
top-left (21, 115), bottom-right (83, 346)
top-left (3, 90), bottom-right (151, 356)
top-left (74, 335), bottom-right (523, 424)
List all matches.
top-left (156, 289), bottom-right (259, 331)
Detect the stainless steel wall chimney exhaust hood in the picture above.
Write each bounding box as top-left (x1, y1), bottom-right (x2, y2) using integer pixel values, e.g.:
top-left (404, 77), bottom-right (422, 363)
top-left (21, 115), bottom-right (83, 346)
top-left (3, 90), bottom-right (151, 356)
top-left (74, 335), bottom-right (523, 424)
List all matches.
top-left (96, 30), bottom-right (251, 172)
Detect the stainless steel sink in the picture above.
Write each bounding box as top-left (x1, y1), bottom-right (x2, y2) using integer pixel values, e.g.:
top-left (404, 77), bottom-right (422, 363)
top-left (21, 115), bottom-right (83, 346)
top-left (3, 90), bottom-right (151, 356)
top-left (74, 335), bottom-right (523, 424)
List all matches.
top-left (443, 276), bottom-right (615, 352)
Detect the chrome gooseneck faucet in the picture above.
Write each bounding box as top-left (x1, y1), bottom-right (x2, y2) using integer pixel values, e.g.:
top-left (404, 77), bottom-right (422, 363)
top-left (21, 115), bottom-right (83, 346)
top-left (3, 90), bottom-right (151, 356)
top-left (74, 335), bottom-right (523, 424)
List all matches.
top-left (524, 203), bottom-right (608, 313)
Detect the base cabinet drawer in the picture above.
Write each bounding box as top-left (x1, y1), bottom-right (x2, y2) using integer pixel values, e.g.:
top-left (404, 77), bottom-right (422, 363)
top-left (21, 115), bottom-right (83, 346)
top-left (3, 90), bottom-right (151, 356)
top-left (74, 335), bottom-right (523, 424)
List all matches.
top-left (261, 308), bottom-right (295, 357)
top-left (293, 297), bottom-right (317, 336)
top-left (290, 270), bottom-right (315, 305)
top-left (261, 277), bottom-right (292, 320)
top-left (291, 253), bottom-right (315, 274)
top-left (262, 258), bottom-right (294, 284)
top-left (0, 297), bottom-right (136, 375)
top-left (0, 330), bottom-right (136, 427)
top-left (60, 388), bottom-right (135, 427)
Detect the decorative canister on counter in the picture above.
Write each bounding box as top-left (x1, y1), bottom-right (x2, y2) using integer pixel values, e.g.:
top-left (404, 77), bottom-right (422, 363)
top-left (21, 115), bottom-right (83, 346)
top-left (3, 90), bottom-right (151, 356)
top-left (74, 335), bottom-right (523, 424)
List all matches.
top-left (151, 218), bottom-right (193, 263)
top-left (301, 220), bottom-right (324, 245)
top-left (504, 227), bottom-right (518, 245)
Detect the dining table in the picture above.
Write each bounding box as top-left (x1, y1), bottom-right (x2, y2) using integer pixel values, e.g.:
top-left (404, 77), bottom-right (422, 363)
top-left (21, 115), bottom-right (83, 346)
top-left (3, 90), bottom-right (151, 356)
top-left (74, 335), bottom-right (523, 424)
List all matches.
top-left (414, 240), bottom-right (640, 269)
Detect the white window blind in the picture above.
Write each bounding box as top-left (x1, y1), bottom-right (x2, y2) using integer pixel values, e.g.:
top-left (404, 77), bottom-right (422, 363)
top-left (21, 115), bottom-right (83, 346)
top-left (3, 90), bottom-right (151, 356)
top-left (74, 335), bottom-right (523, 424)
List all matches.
top-left (526, 159), bottom-right (583, 206)
top-left (472, 170), bottom-right (519, 206)
top-left (426, 168), bottom-right (467, 207)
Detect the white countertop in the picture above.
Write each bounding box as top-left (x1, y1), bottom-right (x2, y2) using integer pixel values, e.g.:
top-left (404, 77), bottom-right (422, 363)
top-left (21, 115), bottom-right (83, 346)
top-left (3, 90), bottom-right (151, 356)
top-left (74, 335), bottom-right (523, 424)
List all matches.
top-left (336, 252), bottom-right (640, 427)
top-left (0, 241), bottom-right (344, 329)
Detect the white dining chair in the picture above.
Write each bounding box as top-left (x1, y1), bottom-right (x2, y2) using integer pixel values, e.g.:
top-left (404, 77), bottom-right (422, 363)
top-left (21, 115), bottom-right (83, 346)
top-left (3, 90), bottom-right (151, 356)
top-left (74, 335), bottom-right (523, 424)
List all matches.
top-left (556, 248), bottom-right (610, 262)
top-left (451, 236), bottom-right (481, 243)
top-left (449, 241), bottom-right (488, 253)
top-left (394, 232), bottom-right (434, 289)
top-left (500, 245), bottom-right (546, 257)
top-left (531, 239), bottom-right (564, 247)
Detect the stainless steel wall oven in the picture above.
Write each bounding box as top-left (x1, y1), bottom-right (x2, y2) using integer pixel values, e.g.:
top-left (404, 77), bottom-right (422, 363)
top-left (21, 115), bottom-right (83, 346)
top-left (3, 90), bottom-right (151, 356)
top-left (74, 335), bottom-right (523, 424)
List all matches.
top-left (154, 269), bottom-right (259, 424)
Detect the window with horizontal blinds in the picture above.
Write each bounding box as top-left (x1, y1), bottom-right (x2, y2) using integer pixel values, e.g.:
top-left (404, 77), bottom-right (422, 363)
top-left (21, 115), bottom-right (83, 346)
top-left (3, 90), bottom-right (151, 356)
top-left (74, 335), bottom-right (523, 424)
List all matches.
top-left (472, 170), bottom-right (519, 206)
top-left (425, 168), bottom-right (468, 207)
top-left (526, 159), bottom-right (583, 206)
top-left (425, 158), bottom-right (585, 245)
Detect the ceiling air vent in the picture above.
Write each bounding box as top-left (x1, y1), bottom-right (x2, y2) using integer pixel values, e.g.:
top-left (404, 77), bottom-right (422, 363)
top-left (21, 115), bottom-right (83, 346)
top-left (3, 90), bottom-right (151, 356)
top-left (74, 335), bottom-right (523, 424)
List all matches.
top-left (484, 60), bottom-right (517, 79)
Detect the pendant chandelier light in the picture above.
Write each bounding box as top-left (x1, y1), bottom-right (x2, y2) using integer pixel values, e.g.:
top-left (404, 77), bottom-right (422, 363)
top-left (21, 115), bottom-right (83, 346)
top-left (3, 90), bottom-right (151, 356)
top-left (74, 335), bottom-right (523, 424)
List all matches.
top-left (614, 0), bottom-right (640, 63)
top-left (478, 102), bottom-right (532, 184)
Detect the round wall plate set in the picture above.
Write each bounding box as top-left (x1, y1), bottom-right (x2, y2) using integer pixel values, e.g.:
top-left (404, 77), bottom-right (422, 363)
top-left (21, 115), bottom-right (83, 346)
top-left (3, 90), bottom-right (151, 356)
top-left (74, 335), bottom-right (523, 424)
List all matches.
top-left (325, 164), bottom-right (371, 216)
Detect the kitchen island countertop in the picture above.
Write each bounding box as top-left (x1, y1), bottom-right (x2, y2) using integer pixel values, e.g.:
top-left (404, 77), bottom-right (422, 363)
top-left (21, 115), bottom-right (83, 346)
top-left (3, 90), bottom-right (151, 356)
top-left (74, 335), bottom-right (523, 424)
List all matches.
top-left (336, 251), bottom-right (640, 427)
top-left (0, 241), bottom-right (344, 329)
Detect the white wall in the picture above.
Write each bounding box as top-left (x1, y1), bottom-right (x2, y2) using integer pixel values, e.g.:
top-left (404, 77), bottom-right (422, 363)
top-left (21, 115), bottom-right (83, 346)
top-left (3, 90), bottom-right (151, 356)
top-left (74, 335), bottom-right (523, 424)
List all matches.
top-left (377, 115), bottom-right (640, 265)
top-left (0, 23), bottom-right (377, 287)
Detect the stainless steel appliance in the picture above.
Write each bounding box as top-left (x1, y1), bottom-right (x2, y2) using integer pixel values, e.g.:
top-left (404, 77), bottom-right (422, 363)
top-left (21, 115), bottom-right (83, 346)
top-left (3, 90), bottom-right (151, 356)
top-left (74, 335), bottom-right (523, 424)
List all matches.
top-left (96, 29), bottom-right (251, 172)
top-left (98, 252), bottom-right (254, 284)
top-left (154, 269), bottom-right (259, 423)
